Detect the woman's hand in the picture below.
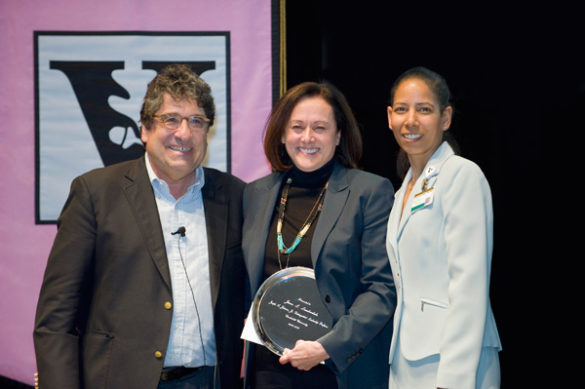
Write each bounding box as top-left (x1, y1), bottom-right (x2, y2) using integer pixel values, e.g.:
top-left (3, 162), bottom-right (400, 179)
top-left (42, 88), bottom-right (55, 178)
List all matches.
top-left (278, 340), bottom-right (329, 371)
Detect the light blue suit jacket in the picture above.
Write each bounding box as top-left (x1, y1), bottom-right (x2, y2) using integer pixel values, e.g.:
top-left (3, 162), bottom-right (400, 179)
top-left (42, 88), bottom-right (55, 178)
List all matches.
top-left (386, 142), bottom-right (502, 388)
top-left (243, 162), bottom-right (396, 389)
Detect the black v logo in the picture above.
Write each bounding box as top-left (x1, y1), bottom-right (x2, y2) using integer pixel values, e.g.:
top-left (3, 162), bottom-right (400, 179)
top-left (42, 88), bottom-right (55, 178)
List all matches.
top-left (49, 60), bottom-right (215, 166)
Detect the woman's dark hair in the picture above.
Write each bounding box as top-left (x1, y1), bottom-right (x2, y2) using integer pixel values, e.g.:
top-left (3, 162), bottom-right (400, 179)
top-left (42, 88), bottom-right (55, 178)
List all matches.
top-left (390, 66), bottom-right (452, 112)
top-left (389, 66), bottom-right (460, 178)
top-left (264, 81), bottom-right (362, 172)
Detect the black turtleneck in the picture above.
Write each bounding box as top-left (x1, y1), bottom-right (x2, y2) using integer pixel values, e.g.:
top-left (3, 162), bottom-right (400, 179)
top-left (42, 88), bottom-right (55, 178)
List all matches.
top-left (262, 157), bottom-right (335, 280)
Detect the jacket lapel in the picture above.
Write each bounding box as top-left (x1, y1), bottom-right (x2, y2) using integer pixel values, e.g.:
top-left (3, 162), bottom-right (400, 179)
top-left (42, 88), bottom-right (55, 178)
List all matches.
top-left (395, 141), bottom-right (455, 242)
top-left (311, 163), bottom-right (349, 268)
top-left (395, 169), bottom-right (416, 240)
top-left (246, 174), bottom-right (282, 293)
top-left (120, 157), bottom-right (172, 289)
top-left (202, 169), bottom-right (227, 308)
top-left (386, 180), bottom-right (406, 261)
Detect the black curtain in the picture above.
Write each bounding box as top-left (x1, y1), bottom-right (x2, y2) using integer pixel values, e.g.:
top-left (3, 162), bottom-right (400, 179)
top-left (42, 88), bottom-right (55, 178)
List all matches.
top-left (286, 1), bottom-right (579, 386)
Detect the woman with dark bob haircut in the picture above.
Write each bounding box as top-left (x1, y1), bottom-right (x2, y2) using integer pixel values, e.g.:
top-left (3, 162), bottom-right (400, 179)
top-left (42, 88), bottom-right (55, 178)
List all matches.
top-left (263, 82), bottom-right (362, 172)
top-left (242, 81), bottom-right (396, 389)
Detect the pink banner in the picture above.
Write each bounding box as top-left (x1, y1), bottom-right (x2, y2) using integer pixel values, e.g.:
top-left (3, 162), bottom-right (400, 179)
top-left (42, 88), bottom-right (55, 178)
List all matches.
top-left (0, 0), bottom-right (273, 384)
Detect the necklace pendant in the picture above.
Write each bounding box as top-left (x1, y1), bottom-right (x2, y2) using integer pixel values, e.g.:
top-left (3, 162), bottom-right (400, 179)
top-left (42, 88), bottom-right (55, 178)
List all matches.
top-left (275, 178), bottom-right (328, 258)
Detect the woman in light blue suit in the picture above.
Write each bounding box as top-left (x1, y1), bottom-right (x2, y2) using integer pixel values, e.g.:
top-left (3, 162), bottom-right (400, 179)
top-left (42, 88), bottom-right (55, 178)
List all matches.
top-left (243, 82), bottom-right (396, 389)
top-left (385, 67), bottom-right (502, 389)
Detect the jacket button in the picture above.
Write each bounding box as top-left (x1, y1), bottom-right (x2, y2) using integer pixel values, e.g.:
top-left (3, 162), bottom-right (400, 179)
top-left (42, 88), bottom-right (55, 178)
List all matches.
top-left (325, 295), bottom-right (331, 303)
top-left (164, 301), bottom-right (172, 310)
top-left (154, 350), bottom-right (163, 359)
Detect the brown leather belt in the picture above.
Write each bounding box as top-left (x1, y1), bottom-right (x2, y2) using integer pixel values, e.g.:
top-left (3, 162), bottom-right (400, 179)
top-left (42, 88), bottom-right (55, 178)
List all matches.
top-left (160, 366), bottom-right (201, 381)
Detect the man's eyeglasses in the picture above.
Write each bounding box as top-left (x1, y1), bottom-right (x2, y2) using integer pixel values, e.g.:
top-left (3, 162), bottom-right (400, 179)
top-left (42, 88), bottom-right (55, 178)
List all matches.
top-left (153, 113), bottom-right (210, 131)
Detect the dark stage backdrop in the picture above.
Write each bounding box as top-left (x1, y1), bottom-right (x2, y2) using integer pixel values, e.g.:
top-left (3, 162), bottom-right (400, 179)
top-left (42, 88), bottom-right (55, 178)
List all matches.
top-left (286, 1), bottom-right (578, 387)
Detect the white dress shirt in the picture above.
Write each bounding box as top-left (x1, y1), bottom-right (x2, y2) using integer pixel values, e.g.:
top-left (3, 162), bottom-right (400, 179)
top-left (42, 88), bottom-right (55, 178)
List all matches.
top-left (145, 154), bottom-right (216, 368)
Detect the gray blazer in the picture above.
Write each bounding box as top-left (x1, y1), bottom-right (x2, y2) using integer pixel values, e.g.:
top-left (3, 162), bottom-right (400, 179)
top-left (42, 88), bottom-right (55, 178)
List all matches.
top-left (386, 142), bottom-right (501, 388)
top-left (242, 162), bottom-right (396, 389)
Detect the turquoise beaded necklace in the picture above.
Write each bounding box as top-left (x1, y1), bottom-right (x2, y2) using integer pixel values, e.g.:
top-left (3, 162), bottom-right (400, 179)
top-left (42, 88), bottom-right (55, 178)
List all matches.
top-left (276, 177), bottom-right (328, 267)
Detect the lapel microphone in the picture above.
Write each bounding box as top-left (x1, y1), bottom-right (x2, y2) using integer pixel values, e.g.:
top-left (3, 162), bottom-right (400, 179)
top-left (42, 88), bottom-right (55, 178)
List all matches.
top-left (171, 226), bottom-right (186, 237)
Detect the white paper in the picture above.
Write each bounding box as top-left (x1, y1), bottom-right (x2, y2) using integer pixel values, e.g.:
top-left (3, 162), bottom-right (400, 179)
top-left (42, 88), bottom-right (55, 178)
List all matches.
top-left (240, 306), bottom-right (265, 345)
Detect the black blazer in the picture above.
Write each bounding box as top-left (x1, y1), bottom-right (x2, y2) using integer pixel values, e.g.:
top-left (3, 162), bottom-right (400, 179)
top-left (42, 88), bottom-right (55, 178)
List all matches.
top-left (34, 156), bottom-right (246, 389)
top-left (242, 163), bottom-right (396, 389)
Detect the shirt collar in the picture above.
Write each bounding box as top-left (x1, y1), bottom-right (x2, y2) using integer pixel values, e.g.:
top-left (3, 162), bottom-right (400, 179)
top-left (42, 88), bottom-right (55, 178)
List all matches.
top-left (144, 152), bottom-right (205, 197)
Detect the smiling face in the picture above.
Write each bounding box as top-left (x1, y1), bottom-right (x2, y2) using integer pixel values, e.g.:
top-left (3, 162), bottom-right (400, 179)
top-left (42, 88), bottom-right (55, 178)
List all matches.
top-left (387, 78), bottom-right (452, 171)
top-left (141, 93), bottom-right (208, 187)
top-left (282, 96), bottom-right (341, 172)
